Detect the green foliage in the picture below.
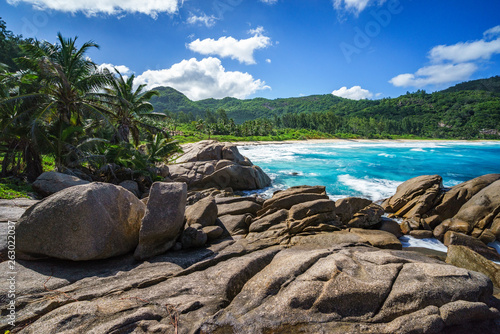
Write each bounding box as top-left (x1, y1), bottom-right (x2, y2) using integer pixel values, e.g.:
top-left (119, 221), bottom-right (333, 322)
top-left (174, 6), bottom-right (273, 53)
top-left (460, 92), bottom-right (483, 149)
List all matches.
top-left (153, 84), bottom-right (500, 140)
top-left (0, 177), bottom-right (32, 199)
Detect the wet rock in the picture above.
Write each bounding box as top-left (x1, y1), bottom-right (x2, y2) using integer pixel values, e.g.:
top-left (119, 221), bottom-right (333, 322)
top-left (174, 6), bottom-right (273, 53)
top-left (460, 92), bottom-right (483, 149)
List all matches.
top-left (410, 230), bottom-right (434, 239)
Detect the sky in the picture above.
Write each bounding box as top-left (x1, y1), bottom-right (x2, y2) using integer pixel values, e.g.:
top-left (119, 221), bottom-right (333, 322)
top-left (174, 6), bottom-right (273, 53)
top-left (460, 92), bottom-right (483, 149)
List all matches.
top-left (1, 0), bottom-right (500, 101)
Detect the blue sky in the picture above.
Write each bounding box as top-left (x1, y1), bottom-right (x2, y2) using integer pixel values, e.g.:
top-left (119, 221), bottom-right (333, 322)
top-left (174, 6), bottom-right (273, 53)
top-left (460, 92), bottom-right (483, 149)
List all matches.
top-left (1, 0), bottom-right (500, 101)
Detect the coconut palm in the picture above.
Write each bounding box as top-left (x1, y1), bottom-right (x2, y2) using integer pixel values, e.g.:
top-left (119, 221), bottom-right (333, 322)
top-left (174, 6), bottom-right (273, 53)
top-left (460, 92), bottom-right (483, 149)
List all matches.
top-left (7, 33), bottom-right (113, 168)
top-left (101, 69), bottom-right (163, 147)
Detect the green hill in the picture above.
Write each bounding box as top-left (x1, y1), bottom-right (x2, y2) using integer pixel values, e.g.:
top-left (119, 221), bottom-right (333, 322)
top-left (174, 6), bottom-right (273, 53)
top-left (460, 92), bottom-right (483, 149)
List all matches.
top-left (442, 76), bottom-right (500, 93)
top-left (149, 77), bottom-right (500, 139)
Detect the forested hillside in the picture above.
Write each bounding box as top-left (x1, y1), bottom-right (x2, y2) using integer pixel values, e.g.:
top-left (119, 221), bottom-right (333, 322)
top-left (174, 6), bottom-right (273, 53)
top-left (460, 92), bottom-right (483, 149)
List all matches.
top-left (150, 81), bottom-right (500, 139)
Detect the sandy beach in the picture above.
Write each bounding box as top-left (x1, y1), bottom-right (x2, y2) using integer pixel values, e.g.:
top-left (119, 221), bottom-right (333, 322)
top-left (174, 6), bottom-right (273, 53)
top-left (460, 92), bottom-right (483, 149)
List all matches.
top-left (230, 138), bottom-right (497, 146)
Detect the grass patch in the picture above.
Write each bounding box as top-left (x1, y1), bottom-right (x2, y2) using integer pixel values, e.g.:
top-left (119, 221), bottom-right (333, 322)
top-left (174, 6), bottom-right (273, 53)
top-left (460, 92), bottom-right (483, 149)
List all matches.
top-left (0, 178), bottom-right (33, 199)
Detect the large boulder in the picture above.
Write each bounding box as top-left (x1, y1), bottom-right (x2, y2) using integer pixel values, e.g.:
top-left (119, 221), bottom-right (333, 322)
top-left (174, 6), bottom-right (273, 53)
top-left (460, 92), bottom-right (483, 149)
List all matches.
top-left (32, 171), bottom-right (90, 197)
top-left (134, 182), bottom-right (187, 260)
top-left (443, 231), bottom-right (500, 262)
top-left (335, 197), bottom-right (372, 224)
top-left (430, 174), bottom-right (500, 221)
top-left (168, 141), bottom-right (271, 191)
top-left (441, 180), bottom-right (500, 241)
top-left (382, 175), bottom-right (443, 218)
top-left (16, 183), bottom-right (145, 261)
top-left (447, 245), bottom-right (500, 288)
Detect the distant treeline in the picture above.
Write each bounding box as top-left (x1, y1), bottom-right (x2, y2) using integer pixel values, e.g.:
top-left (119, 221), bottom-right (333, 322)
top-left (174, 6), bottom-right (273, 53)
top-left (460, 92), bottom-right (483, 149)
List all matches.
top-left (158, 87), bottom-right (500, 139)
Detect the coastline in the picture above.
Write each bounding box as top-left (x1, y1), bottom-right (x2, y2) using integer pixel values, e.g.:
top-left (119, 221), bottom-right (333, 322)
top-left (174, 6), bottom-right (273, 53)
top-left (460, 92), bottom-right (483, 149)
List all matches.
top-left (231, 138), bottom-right (499, 146)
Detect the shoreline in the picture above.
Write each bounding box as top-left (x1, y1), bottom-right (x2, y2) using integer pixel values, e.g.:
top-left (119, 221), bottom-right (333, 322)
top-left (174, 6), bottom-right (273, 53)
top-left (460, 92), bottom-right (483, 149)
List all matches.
top-left (231, 138), bottom-right (500, 146)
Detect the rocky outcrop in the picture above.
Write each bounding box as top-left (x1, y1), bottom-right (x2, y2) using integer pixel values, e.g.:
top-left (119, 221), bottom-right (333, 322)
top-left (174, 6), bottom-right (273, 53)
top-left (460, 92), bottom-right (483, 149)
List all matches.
top-left (32, 171), bottom-right (90, 197)
top-left (2, 239), bottom-right (498, 334)
top-left (16, 183), bottom-right (145, 261)
top-left (384, 174), bottom-right (500, 250)
top-left (134, 182), bottom-right (187, 260)
top-left (3, 179), bottom-right (500, 333)
top-left (167, 140), bottom-right (271, 190)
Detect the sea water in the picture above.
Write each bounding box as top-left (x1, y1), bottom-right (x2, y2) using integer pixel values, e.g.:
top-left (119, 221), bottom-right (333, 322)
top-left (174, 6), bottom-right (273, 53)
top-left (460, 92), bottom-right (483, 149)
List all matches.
top-left (238, 140), bottom-right (500, 254)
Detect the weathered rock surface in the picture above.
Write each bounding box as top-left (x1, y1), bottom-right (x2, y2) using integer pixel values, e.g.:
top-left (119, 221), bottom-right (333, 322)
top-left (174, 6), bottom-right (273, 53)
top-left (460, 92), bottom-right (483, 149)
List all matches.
top-left (346, 203), bottom-right (384, 228)
top-left (218, 214), bottom-right (252, 236)
top-left (382, 174), bottom-right (443, 217)
top-left (167, 141), bottom-right (271, 191)
top-left (335, 197), bottom-right (372, 224)
top-left (32, 171), bottom-right (90, 197)
top-left (442, 180), bottom-right (500, 239)
top-left (447, 245), bottom-right (500, 288)
top-left (2, 241), bottom-right (498, 334)
top-left (431, 174), bottom-right (500, 221)
top-left (119, 179), bottom-right (141, 197)
top-left (185, 198), bottom-right (218, 227)
top-left (134, 182), bottom-right (187, 260)
top-left (443, 231), bottom-right (500, 262)
top-left (0, 198), bottom-right (39, 222)
top-left (16, 183), bottom-right (145, 261)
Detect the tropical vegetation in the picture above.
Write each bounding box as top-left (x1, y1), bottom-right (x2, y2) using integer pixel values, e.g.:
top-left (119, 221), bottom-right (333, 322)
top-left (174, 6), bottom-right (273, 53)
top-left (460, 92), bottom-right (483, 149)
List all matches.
top-left (0, 18), bottom-right (180, 197)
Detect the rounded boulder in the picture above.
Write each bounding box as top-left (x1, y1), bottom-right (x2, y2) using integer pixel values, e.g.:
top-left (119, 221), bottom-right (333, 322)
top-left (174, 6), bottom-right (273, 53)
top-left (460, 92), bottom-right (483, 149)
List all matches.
top-left (16, 182), bottom-right (146, 261)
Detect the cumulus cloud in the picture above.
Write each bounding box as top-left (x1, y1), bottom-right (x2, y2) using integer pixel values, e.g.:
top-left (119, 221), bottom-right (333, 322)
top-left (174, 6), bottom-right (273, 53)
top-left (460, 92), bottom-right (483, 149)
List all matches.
top-left (187, 13), bottom-right (217, 27)
top-left (98, 63), bottom-right (131, 74)
top-left (332, 86), bottom-right (374, 100)
top-left (6, 0), bottom-right (180, 18)
top-left (390, 26), bottom-right (500, 88)
top-left (187, 26), bottom-right (271, 65)
top-left (389, 63), bottom-right (478, 88)
top-left (333, 0), bottom-right (386, 15)
top-left (135, 57), bottom-right (270, 100)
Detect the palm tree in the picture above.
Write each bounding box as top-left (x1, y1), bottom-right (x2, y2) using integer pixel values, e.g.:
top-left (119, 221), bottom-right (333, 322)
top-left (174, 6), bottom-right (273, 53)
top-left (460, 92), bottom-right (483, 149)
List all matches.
top-left (8, 33), bottom-right (113, 168)
top-left (102, 69), bottom-right (162, 147)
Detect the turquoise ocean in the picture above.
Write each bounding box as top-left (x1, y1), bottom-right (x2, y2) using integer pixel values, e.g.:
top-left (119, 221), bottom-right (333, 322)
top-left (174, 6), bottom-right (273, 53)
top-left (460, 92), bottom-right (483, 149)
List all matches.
top-left (238, 140), bottom-right (500, 254)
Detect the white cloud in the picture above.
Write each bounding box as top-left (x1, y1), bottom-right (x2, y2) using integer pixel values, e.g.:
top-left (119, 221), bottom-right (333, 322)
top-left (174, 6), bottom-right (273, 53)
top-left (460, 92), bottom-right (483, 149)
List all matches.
top-left (6, 0), bottom-right (180, 18)
top-left (390, 25), bottom-right (500, 89)
top-left (187, 13), bottom-right (217, 27)
top-left (187, 26), bottom-right (271, 65)
top-left (333, 0), bottom-right (386, 15)
top-left (429, 39), bottom-right (500, 64)
top-left (135, 57), bottom-right (270, 100)
top-left (389, 63), bottom-right (478, 88)
top-left (260, 0), bottom-right (278, 5)
top-left (98, 63), bottom-right (131, 74)
top-left (332, 86), bottom-right (374, 100)
top-left (484, 25), bottom-right (500, 39)
top-left (266, 59), bottom-right (272, 63)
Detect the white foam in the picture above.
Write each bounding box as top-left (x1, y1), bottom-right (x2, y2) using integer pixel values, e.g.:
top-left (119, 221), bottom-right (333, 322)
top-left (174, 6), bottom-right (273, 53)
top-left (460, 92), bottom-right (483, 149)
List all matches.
top-left (410, 148), bottom-right (426, 152)
top-left (337, 174), bottom-right (402, 201)
top-left (399, 235), bottom-right (448, 253)
top-left (378, 153), bottom-right (395, 158)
